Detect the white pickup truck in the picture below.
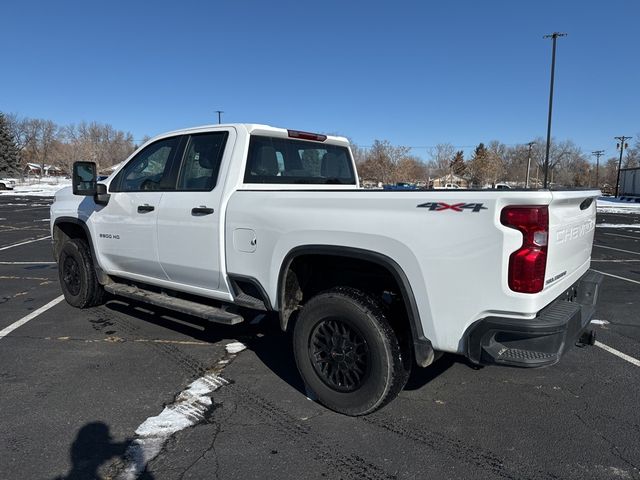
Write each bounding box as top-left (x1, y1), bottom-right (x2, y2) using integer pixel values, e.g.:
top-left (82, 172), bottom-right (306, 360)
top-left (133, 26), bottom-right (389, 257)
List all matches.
top-left (51, 124), bottom-right (602, 415)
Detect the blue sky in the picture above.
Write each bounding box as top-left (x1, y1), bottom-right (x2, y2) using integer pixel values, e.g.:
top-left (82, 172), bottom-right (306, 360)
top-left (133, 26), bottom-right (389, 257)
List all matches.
top-left (2, 0), bottom-right (639, 159)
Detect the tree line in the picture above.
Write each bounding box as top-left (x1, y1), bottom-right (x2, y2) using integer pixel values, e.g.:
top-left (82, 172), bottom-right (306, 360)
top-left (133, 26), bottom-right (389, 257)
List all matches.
top-left (0, 112), bottom-right (139, 177)
top-left (355, 137), bottom-right (640, 189)
top-left (1, 111), bottom-right (639, 190)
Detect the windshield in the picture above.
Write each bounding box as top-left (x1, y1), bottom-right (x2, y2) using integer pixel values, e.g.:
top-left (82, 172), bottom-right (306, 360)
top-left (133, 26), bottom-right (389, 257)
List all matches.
top-left (244, 135), bottom-right (356, 185)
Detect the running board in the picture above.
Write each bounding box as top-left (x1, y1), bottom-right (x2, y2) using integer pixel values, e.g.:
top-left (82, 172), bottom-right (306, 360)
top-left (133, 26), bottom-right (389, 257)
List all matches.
top-left (104, 283), bottom-right (244, 325)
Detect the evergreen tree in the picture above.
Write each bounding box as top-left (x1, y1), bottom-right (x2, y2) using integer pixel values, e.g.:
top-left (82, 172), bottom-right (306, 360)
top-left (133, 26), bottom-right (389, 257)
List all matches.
top-left (450, 150), bottom-right (466, 176)
top-left (0, 112), bottom-right (20, 176)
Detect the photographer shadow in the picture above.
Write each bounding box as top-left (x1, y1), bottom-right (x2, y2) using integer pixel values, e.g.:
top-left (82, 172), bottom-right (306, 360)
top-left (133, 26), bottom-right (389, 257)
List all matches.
top-left (52, 422), bottom-right (149, 480)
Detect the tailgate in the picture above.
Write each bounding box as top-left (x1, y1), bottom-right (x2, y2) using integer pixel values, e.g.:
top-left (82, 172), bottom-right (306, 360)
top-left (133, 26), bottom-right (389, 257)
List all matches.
top-left (545, 190), bottom-right (599, 289)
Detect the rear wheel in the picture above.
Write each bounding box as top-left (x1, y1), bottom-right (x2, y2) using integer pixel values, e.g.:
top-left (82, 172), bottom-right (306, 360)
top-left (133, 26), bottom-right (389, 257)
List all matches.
top-left (293, 287), bottom-right (410, 416)
top-left (58, 238), bottom-right (104, 308)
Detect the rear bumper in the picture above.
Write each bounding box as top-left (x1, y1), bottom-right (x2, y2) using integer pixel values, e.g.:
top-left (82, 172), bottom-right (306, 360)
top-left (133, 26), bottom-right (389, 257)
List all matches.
top-left (466, 270), bottom-right (603, 367)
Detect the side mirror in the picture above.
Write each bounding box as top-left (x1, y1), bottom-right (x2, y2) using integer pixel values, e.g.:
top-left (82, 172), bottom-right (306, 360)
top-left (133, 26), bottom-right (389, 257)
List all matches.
top-left (95, 183), bottom-right (110, 205)
top-left (72, 161), bottom-right (97, 196)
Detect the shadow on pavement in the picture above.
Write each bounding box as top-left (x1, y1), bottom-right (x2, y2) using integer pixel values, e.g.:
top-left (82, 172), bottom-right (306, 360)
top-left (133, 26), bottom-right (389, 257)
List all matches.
top-left (52, 422), bottom-right (140, 480)
top-left (102, 299), bottom-right (467, 400)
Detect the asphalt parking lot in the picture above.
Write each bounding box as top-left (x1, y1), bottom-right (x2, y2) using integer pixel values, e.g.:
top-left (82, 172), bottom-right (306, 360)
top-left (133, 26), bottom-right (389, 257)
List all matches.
top-left (1, 196), bottom-right (639, 480)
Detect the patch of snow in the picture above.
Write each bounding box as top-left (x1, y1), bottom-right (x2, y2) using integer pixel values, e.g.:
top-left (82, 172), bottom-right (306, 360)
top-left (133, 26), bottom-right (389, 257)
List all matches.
top-left (597, 198), bottom-right (640, 215)
top-left (225, 341), bottom-right (247, 354)
top-left (596, 223), bottom-right (640, 229)
top-left (0, 181), bottom-right (71, 197)
top-left (590, 319), bottom-right (610, 325)
top-left (118, 373), bottom-right (228, 480)
top-left (598, 208), bottom-right (640, 214)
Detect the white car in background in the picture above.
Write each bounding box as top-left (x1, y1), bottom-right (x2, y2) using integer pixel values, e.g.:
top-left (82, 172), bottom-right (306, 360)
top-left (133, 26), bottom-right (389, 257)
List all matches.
top-left (0, 178), bottom-right (16, 190)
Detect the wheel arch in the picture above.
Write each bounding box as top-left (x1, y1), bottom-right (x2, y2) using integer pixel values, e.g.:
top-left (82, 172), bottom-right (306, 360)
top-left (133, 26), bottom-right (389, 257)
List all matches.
top-left (53, 217), bottom-right (108, 284)
top-left (277, 245), bottom-right (435, 367)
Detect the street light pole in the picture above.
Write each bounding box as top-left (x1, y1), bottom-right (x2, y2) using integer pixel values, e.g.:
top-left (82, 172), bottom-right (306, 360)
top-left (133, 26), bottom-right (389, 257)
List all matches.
top-left (543, 32), bottom-right (567, 189)
top-left (591, 150), bottom-right (604, 189)
top-left (614, 136), bottom-right (632, 197)
top-left (525, 141), bottom-right (535, 188)
top-left (215, 110), bottom-right (224, 124)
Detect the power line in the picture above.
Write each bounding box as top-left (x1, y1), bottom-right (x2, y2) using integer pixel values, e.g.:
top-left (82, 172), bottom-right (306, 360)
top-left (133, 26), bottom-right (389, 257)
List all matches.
top-left (614, 136), bottom-right (632, 197)
top-left (525, 141), bottom-right (536, 188)
top-left (543, 32), bottom-right (567, 189)
top-left (591, 150), bottom-right (604, 188)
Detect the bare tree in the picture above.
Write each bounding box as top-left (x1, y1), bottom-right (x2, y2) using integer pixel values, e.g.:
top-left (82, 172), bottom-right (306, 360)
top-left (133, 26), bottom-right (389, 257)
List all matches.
top-left (358, 139), bottom-right (412, 184)
top-left (19, 119), bottom-right (60, 180)
top-left (428, 143), bottom-right (456, 177)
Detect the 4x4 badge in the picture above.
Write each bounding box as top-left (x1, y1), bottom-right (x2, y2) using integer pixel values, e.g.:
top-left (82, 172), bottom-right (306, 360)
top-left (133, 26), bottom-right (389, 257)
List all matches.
top-left (417, 202), bottom-right (487, 212)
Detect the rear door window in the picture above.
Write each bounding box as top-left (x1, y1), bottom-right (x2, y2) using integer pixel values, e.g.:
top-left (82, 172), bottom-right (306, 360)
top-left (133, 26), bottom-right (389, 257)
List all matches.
top-left (177, 132), bottom-right (229, 191)
top-left (244, 135), bottom-right (355, 185)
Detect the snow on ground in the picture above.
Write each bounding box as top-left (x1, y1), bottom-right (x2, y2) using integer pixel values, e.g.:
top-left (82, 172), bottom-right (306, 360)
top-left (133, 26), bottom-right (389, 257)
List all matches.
top-left (596, 223), bottom-right (640, 229)
top-left (597, 197), bottom-right (640, 215)
top-left (119, 373), bottom-right (229, 480)
top-left (0, 180), bottom-right (71, 197)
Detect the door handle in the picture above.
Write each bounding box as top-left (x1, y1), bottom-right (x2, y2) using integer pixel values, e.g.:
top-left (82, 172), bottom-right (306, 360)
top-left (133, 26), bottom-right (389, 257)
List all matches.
top-left (191, 206), bottom-right (215, 216)
top-left (137, 204), bottom-right (155, 213)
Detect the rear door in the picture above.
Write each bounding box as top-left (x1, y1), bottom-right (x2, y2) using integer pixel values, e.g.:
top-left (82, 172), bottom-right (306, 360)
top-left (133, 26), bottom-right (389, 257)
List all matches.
top-left (156, 130), bottom-right (232, 291)
top-left (545, 190), bottom-right (599, 288)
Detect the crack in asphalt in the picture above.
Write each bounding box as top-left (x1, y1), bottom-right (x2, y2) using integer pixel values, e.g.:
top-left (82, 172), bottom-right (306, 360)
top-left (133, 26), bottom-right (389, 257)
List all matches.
top-left (573, 411), bottom-right (640, 474)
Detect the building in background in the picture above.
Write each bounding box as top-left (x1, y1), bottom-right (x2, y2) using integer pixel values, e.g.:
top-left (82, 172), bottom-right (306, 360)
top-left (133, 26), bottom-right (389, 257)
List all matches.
top-left (619, 167), bottom-right (640, 197)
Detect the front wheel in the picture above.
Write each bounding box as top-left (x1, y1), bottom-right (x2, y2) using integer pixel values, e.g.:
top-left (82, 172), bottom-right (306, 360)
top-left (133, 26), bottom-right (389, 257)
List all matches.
top-left (293, 287), bottom-right (410, 416)
top-left (58, 238), bottom-right (105, 308)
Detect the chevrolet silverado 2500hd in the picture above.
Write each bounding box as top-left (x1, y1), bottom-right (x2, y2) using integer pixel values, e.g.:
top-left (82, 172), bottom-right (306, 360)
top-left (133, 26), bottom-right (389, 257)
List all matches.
top-left (51, 124), bottom-right (602, 415)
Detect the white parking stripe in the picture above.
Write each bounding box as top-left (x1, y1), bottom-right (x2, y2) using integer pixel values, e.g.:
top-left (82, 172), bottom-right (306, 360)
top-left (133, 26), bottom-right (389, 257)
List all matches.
top-left (591, 269), bottom-right (640, 286)
top-left (0, 295), bottom-right (64, 340)
top-left (591, 259), bottom-right (640, 263)
top-left (603, 232), bottom-right (640, 241)
top-left (0, 236), bottom-right (51, 251)
top-left (595, 341), bottom-right (640, 367)
top-left (0, 261), bottom-right (56, 265)
top-left (593, 244), bottom-right (640, 256)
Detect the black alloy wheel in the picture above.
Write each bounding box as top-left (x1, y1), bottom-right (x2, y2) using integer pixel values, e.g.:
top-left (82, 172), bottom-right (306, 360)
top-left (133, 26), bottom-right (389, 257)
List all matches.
top-left (309, 318), bottom-right (370, 392)
top-left (293, 287), bottom-right (410, 416)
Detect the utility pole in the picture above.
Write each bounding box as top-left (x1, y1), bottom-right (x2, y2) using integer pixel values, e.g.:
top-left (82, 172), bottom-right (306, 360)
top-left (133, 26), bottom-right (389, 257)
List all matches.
top-left (543, 32), bottom-right (567, 189)
top-left (525, 141), bottom-right (535, 188)
top-left (614, 136), bottom-right (632, 197)
top-left (215, 110), bottom-right (224, 124)
top-left (591, 150), bottom-right (604, 189)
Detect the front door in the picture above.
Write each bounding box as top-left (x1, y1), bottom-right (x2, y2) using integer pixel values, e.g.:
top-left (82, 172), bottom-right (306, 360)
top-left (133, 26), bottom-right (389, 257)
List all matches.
top-left (94, 135), bottom-right (183, 281)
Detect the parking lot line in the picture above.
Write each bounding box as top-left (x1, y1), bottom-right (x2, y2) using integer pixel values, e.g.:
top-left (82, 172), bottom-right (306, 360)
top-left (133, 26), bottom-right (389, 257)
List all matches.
top-left (0, 236), bottom-right (51, 251)
top-left (591, 259), bottom-right (640, 263)
top-left (0, 295), bottom-right (64, 340)
top-left (593, 244), bottom-right (640, 256)
top-left (595, 341), bottom-right (640, 367)
top-left (0, 261), bottom-right (56, 265)
top-left (591, 269), bottom-right (640, 286)
top-left (603, 232), bottom-right (640, 240)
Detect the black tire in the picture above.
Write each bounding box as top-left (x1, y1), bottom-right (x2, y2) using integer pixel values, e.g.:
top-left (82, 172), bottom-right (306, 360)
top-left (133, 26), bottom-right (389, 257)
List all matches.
top-left (293, 287), bottom-right (410, 416)
top-left (58, 238), bottom-right (105, 308)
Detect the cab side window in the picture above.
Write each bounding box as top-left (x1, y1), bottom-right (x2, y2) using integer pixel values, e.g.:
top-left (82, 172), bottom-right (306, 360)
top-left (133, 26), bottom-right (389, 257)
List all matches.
top-left (112, 136), bottom-right (180, 192)
top-left (178, 132), bottom-right (228, 191)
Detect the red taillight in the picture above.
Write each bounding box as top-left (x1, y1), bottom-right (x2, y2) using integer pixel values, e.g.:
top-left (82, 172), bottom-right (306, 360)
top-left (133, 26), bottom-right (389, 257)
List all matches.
top-left (501, 206), bottom-right (549, 294)
top-left (287, 129), bottom-right (327, 142)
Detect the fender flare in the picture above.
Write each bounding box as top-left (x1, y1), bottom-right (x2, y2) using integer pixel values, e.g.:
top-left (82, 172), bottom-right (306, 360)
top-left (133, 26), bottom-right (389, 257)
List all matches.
top-left (277, 245), bottom-right (434, 367)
